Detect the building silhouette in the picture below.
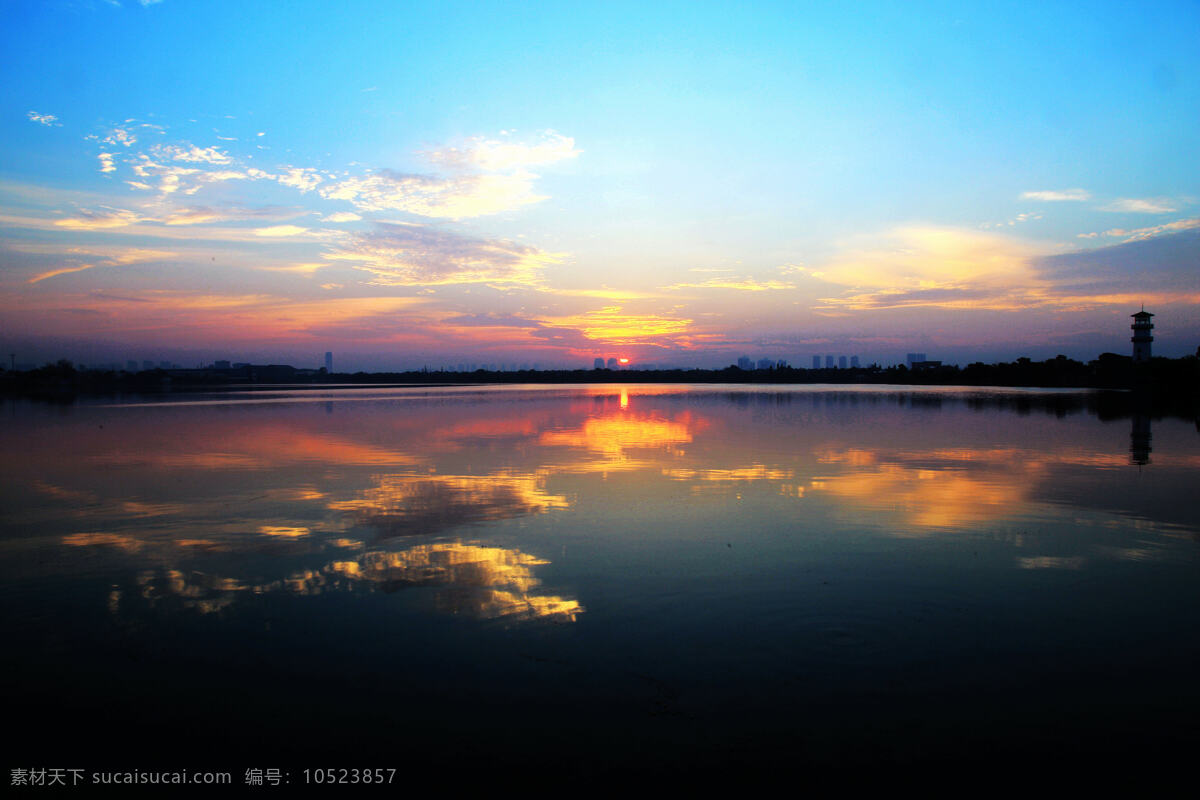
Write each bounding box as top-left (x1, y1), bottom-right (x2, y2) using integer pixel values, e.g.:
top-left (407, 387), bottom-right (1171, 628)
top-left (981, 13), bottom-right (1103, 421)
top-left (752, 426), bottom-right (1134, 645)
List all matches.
top-left (325, 351), bottom-right (333, 372)
top-left (1131, 309), bottom-right (1153, 363)
top-left (812, 355), bottom-right (821, 369)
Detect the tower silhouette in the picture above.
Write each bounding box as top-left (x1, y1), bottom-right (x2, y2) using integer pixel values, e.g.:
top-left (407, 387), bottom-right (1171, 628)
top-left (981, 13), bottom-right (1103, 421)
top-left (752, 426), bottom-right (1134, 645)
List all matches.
top-left (1131, 309), bottom-right (1154, 363)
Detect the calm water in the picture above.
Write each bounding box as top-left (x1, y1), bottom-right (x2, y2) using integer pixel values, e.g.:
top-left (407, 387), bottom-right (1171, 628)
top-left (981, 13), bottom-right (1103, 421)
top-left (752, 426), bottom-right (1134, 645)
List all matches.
top-left (3, 384), bottom-right (1199, 780)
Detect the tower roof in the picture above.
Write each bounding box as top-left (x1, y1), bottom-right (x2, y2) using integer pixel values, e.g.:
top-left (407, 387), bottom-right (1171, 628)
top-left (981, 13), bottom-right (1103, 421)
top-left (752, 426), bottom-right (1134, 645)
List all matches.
top-left (1132, 310), bottom-right (1154, 319)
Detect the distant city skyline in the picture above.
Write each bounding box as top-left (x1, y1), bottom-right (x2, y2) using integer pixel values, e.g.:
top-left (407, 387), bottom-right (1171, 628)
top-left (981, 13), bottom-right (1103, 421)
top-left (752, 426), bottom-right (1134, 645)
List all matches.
top-left (7, 306), bottom-right (1183, 374)
top-left (2, 2), bottom-right (1198, 371)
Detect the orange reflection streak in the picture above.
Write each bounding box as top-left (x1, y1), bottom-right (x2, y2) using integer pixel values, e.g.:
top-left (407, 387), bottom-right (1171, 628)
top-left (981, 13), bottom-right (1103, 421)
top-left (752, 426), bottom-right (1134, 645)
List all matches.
top-left (662, 465), bottom-right (795, 482)
top-left (35, 482), bottom-right (188, 520)
top-left (92, 427), bottom-right (421, 470)
top-left (809, 447), bottom-right (1033, 531)
top-left (258, 526), bottom-right (311, 538)
top-left (534, 407), bottom-right (705, 474)
top-left (315, 542), bottom-right (582, 621)
top-left (430, 417), bottom-right (539, 439)
top-left (62, 532), bottom-right (142, 551)
top-left (1018, 556), bottom-right (1086, 570)
top-left (815, 448), bottom-right (879, 467)
top-left (539, 414), bottom-right (693, 458)
top-left (128, 541), bottom-right (582, 622)
top-left (328, 473), bottom-right (568, 537)
top-left (254, 430), bottom-right (423, 467)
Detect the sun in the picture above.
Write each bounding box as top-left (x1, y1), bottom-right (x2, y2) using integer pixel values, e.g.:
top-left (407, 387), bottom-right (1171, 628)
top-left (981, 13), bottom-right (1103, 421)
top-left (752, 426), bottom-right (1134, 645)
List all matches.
top-left (618, 358), bottom-right (630, 365)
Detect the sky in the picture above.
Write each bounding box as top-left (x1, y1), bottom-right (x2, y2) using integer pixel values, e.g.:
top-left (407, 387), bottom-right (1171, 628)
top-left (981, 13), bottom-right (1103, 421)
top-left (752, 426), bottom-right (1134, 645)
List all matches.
top-left (2, 0), bottom-right (1198, 371)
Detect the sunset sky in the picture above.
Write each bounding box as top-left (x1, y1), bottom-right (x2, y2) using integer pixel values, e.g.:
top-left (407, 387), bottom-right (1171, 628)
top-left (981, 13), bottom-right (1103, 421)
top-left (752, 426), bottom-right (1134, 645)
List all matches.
top-left (2, 0), bottom-right (1198, 370)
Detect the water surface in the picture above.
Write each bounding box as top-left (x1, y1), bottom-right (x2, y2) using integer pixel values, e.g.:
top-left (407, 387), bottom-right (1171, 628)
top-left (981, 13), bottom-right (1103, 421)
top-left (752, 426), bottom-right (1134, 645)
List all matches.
top-left (3, 384), bottom-right (1198, 779)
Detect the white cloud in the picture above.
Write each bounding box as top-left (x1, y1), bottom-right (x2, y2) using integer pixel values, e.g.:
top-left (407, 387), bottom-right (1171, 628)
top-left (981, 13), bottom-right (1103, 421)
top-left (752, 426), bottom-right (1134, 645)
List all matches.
top-left (423, 130), bottom-right (579, 172)
top-left (151, 143), bottom-right (232, 164)
top-left (275, 167), bottom-right (324, 192)
top-left (321, 130), bottom-right (579, 218)
top-left (1101, 197), bottom-right (1178, 214)
top-left (321, 212), bottom-right (362, 223)
top-left (102, 126), bottom-right (138, 147)
top-left (321, 170), bottom-right (549, 218)
top-left (127, 153), bottom-right (251, 195)
top-left (97, 153), bottom-right (116, 173)
top-left (27, 111), bottom-right (61, 127)
top-left (1020, 189), bottom-right (1091, 202)
top-left (203, 170), bottom-right (249, 182)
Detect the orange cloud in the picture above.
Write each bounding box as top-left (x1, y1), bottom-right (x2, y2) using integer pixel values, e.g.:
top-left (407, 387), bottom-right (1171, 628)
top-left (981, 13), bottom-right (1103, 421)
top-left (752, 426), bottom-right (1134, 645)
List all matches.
top-left (543, 305), bottom-right (692, 343)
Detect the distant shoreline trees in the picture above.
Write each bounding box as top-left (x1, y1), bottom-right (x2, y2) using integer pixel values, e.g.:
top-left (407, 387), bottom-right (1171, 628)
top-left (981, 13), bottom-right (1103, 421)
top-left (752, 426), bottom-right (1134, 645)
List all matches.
top-left (2, 351), bottom-right (1197, 400)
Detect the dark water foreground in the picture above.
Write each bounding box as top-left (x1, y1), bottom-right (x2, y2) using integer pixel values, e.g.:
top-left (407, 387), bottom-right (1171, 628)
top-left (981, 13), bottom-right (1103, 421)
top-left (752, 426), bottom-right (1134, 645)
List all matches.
top-left (2, 384), bottom-right (1199, 786)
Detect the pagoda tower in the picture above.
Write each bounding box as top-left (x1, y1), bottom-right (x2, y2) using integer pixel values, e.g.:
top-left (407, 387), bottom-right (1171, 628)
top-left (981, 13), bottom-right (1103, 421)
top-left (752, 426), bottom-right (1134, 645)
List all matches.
top-left (1131, 308), bottom-right (1154, 363)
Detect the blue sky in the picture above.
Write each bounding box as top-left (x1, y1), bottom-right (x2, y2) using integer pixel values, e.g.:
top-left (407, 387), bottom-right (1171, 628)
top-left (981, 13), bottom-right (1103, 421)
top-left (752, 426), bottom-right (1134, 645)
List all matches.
top-left (2, 0), bottom-right (1198, 369)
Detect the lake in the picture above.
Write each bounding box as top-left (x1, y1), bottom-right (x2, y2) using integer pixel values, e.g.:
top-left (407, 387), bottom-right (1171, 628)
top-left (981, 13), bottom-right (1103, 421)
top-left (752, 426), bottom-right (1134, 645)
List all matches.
top-left (3, 384), bottom-right (1199, 784)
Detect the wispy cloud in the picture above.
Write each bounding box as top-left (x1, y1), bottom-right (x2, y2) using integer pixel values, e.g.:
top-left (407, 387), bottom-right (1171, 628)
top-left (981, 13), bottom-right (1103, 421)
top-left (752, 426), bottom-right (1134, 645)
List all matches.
top-left (160, 205), bottom-right (306, 226)
top-left (74, 124), bottom-right (575, 221)
top-left (812, 223), bottom-right (1200, 314)
top-left (1077, 216), bottom-right (1200, 242)
top-left (256, 262), bottom-right (328, 275)
top-left (981, 211), bottom-right (1042, 229)
top-left (324, 222), bottom-right (564, 286)
top-left (254, 225), bottom-right (311, 238)
top-left (29, 248), bottom-right (176, 284)
top-left (664, 277), bottom-right (796, 292)
top-left (27, 111), bottom-right (61, 127)
top-left (53, 207), bottom-right (144, 230)
top-left (1020, 189), bottom-right (1091, 202)
top-left (1100, 197), bottom-right (1179, 214)
top-left (812, 227), bottom-right (1047, 312)
top-left (159, 207), bottom-right (240, 226)
top-left (1038, 228), bottom-right (1200, 303)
